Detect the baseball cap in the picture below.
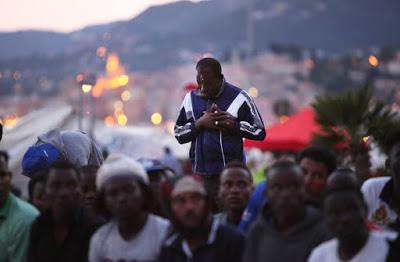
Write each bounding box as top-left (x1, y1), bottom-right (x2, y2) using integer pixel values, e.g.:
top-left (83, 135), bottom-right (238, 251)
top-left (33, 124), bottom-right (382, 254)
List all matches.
top-left (22, 143), bottom-right (61, 177)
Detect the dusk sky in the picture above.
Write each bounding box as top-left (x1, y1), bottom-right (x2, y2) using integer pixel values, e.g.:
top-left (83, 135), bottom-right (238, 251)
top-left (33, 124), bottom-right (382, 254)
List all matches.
top-left (0, 0), bottom-right (194, 33)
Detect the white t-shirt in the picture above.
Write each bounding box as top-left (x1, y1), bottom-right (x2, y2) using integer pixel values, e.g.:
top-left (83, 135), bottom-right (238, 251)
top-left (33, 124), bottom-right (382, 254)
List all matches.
top-left (308, 232), bottom-right (392, 262)
top-left (361, 177), bottom-right (398, 227)
top-left (89, 214), bottom-right (169, 262)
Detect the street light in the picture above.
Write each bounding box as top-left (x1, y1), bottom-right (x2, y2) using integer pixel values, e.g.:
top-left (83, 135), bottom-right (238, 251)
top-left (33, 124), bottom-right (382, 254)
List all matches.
top-left (76, 73), bottom-right (97, 136)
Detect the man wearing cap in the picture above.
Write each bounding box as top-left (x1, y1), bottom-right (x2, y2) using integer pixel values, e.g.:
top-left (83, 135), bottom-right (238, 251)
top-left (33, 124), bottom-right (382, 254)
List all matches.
top-left (28, 160), bottom-right (103, 262)
top-left (0, 160), bottom-right (38, 262)
top-left (89, 154), bottom-right (169, 262)
top-left (159, 175), bottom-right (244, 262)
top-left (138, 158), bottom-right (170, 217)
top-left (174, 58), bottom-right (266, 206)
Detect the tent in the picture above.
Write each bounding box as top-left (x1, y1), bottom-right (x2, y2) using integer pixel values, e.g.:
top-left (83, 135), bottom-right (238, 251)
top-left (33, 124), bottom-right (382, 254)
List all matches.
top-left (244, 108), bottom-right (320, 152)
top-left (0, 103), bottom-right (189, 195)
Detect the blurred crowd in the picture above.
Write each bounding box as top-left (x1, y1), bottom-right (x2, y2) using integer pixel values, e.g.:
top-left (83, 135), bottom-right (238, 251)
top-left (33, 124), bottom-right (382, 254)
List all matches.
top-left (1, 57), bottom-right (400, 262)
top-left (0, 126), bottom-right (400, 262)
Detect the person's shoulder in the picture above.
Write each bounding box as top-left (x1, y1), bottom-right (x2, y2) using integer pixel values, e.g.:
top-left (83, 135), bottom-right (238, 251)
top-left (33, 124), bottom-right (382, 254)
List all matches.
top-left (308, 238), bottom-right (337, 262)
top-left (217, 224), bottom-right (245, 244)
top-left (91, 220), bottom-right (116, 240)
top-left (12, 195), bottom-right (39, 222)
top-left (148, 214), bottom-right (169, 226)
top-left (148, 214), bottom-right (170, 233)
top-left (362, 176), bottom-right (391, 190)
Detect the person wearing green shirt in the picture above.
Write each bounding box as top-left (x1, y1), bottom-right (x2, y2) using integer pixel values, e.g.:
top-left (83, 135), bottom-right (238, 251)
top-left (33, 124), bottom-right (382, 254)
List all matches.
top-left (0, 160), bottom-right (39, 262)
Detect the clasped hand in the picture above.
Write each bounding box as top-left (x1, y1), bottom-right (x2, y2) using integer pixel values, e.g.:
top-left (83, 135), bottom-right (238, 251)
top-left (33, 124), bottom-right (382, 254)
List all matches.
top-left (195, 104), bottom-right (236, 132)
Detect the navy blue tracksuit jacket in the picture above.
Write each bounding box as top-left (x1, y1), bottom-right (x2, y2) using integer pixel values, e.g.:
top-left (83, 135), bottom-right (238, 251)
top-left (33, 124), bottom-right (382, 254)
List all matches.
top-left (174, 81), bottom-right (266, 175)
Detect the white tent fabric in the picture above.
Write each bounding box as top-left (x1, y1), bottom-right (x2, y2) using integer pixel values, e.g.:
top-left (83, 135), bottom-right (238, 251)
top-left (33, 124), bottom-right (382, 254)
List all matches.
top-left (0, 103), bottom-right (189, 195)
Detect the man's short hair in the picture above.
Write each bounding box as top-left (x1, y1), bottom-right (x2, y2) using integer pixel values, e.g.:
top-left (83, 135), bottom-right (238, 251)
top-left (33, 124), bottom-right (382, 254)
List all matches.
top-left (298, 145), bottom-right (337, 174)
top-left (222, 161), bottom-right (253, 182)
top-left (266, 159), bottom-right (301, 179)
top-left (196, 57), bottom-right (222, 77)
top-left (0, 150), bottom-right (9, 163)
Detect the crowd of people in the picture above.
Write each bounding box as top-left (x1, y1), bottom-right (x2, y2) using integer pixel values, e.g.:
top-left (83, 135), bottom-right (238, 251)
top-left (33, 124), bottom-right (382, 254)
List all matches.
top-left (1, 58), bottom-right (400, 262)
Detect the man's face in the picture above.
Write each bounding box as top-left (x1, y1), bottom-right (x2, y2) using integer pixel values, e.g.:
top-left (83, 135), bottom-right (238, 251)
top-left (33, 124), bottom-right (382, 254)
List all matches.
top-left (79, 168), bottom-right (98, 210)
top-left (31, 181), bottom-right (47, 213)
top-left (389, 142), bottom-right (400, 183)
top-left (324, 192), bottom-right (366, 241)
top-left (300, 158), bottom-right (329, 199)
top-left (45, 168), bottom-right (80, 215)
top-left (0, 162), bottom-right (11, 207)
top-left (171, 192), bottom-right (207, 232)
top-left (219, 167), bottom-right (252, 212)
top-left (266, 167), bottom-right (305, 218)
top-left (196, 66), bottom-right (222, 99)
top-left (104, 176), bottom-right (144, 219)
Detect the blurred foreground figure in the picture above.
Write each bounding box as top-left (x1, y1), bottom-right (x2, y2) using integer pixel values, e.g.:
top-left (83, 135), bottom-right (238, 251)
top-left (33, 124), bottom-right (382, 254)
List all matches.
top-left (216, 161), bottom-right (253, 226)
top-left (89, 154), bottom-right (169, 262)
top-left (22, 128), bottom-right (103, 178)
top-left (308, 170), bottom-right (399, 262)
top-left (174, 58), bottom-right (265, 209)
top-left (162, 146), bottom-right (182, 175)
top-left (362, 129), bottom-right (400, 230)
top-left (243, 160), bottom-right (329, 262)
top-left (239, 145), bottom-right (336, 233)
top-left (0, 161), bottom-right (38, 262)
top-left (138, 158), bottom-right (172, 217)
top-left (28, 161), bottom-right (102, 262)
top-left (159, 175), bottom-right (244, 262)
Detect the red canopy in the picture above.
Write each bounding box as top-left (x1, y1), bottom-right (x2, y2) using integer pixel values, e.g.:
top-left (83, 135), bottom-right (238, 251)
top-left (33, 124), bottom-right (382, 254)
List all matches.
top-left (244, 108), bottom-right (321, 152)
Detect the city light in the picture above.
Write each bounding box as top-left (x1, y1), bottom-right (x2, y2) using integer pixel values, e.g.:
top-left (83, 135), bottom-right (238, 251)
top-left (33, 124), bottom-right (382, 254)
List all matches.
top-left (280, 115), bottom-right (289, 123)
top-left (106, 53), bottom-right (120, 73)
top-left (117, 114), bottom-right (128, 126)
top-left (118, 75), bottom-right (129, 86)
top-left (76, 73), bottom-right (84, 83)
top-left (248, 87), bottom-right (259, 98)
top-left (81, 84), bottom-right (92, 93)
top-left (96, 47), bottom-right (107, 57)
top-left (104, 116), bottom-right (115, 127)
top-left (121, 90), bottom-right (131, 101)
top-left (114, 108), bottom-right (124, 118)
top-left (151, 112), bottom-right (163, 125)
top-left (2, 115), bottom-right (18, 129)
top-left (113, 100), bottom-right (124, 110)
top-left (368, 55), bottom-right (379, 67)
top-left (13, 71), bottom-right (22, 81)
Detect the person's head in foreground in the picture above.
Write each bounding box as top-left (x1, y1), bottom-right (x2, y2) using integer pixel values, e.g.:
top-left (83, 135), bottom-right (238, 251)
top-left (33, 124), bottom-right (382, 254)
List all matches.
top-left (298, 145), bottom-right (337, 205)
top-left (28, 171), bottom-right (48, 213)
top-left (79, 165), bottom-right (99, 212)
top-left (218, 161), bottom-right (253, 225)
top-left (308, 169), bottom-right (397, 262)
top-left (96, 154), bottom-right (152, 224)
top-left (266, 159), bottom-right (306, 230)
top-left (170, 175), bottom-right (211, 237)
top-left (44, 160), bottom-right (81, 217)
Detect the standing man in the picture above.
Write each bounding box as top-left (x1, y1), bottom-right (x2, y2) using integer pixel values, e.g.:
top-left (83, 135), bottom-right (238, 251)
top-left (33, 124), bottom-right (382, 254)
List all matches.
top-left (174, 57), bottom-right (265, 202)
top-left (159, 175), bottom-right (245, 262)
top-left (0, 160), bottom-right (39, 262)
